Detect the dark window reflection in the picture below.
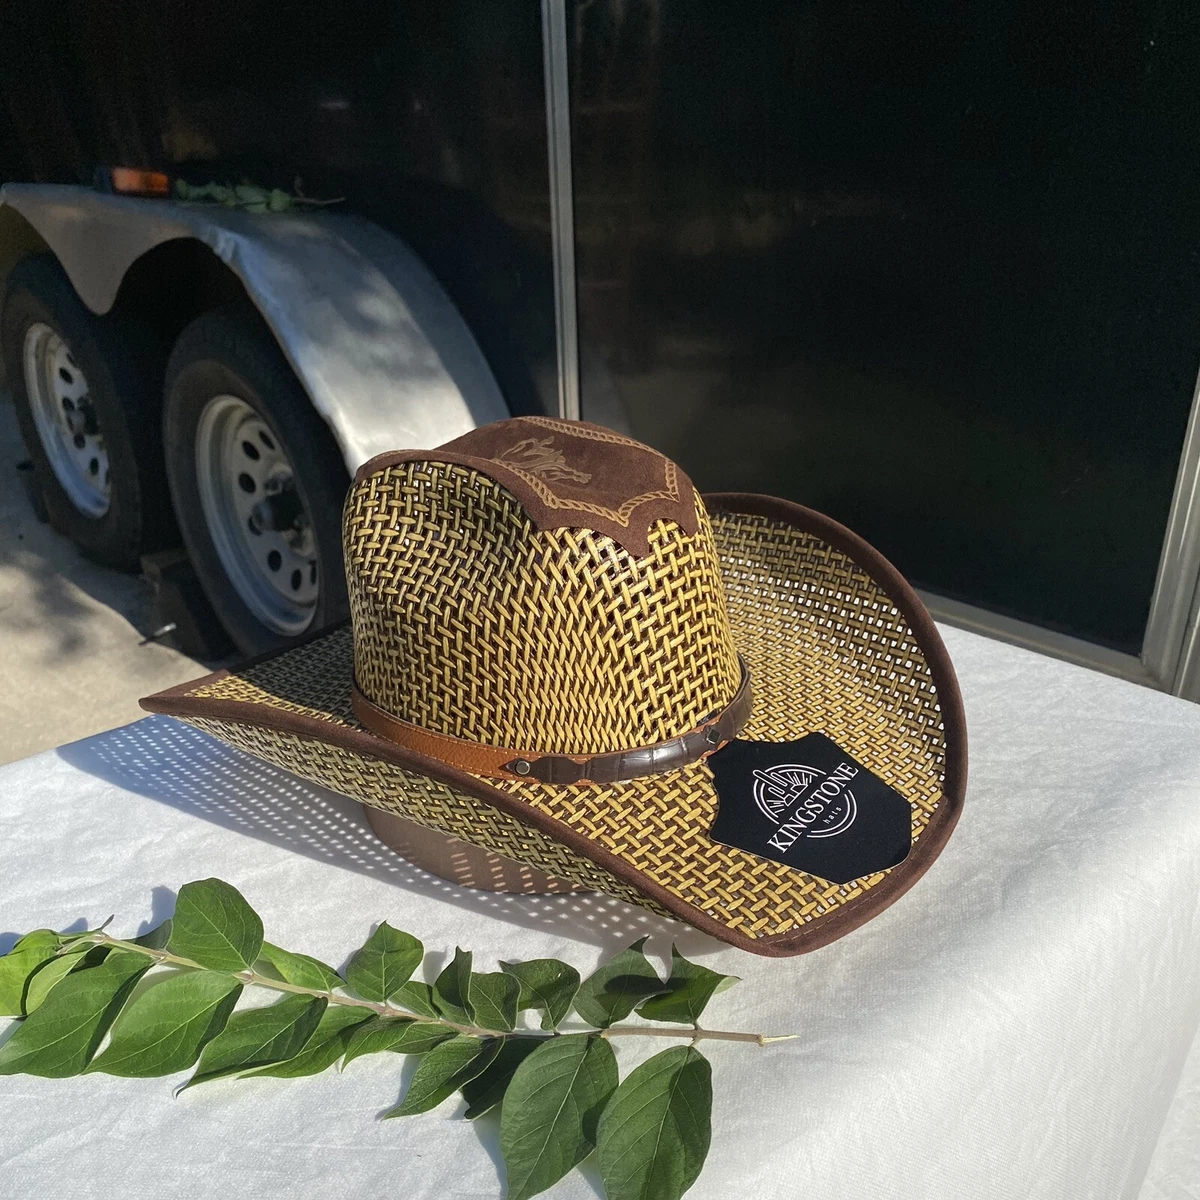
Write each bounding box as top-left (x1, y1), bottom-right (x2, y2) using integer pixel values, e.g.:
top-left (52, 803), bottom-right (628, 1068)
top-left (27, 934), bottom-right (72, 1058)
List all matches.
top-left (570, 0), bottom-right (1200, 653)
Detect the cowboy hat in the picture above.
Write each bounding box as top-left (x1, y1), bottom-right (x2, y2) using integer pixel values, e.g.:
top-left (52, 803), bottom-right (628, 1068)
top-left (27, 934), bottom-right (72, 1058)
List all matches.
top-left (142, 416), bottom-right (966, 956)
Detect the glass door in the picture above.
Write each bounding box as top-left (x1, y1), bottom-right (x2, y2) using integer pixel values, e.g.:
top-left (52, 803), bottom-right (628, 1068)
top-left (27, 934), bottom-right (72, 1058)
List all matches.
top-left (559, 0), bottom-right (1200, 674)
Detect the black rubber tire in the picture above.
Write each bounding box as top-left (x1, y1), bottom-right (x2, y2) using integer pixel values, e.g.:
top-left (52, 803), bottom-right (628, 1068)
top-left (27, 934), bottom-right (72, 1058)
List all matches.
top-left (163, 304), bottom-right (350, 656)
top-left (1, 254), bottom-right (174, 568)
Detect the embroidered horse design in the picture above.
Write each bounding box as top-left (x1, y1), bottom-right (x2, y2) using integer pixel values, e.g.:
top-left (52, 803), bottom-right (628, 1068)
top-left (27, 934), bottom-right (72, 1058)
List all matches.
top-left (492, 437), bottom-right (592, 484)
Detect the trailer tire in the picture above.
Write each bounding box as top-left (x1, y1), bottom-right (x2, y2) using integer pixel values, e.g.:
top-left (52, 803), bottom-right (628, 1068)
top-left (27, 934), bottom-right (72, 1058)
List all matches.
top-left (1, 254), bottom-right (173, 568)
top-left (163, 304), bottom-right (350, 656)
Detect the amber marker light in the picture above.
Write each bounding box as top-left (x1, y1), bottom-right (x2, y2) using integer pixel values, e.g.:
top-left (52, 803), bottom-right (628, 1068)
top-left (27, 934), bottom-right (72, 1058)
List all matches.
top-left (109, 167), bottom-right (171, 197)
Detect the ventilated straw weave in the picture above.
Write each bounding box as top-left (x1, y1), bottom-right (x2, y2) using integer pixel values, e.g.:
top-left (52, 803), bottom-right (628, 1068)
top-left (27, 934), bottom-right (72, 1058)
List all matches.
top-left (345, 461), bottom-right (741, 754)
top-left (184, 506), bottom-right (949, 943)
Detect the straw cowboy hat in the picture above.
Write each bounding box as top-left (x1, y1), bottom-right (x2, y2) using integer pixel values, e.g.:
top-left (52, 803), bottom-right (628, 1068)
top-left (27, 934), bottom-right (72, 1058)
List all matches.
top-left (143, 416), bottom-right (966, 956)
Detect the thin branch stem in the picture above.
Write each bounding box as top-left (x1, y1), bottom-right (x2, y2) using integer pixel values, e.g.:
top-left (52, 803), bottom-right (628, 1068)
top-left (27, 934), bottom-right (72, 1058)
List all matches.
top-left (601, 1025), bottom-right (798, 1046)
top-left (77, 933), bottom-right (796, 1047)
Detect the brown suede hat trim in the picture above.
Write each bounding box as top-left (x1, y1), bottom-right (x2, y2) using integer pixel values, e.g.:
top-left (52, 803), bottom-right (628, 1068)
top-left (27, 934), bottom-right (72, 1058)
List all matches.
top-left (141, 494), bottom-right (967, 957)
top-left (353, 416), bottom-right (699, 558)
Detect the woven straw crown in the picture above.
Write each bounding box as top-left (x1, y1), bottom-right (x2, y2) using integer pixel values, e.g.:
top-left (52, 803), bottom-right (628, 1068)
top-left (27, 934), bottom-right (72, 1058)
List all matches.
top-left (344, 458), bottom-right (742, 757)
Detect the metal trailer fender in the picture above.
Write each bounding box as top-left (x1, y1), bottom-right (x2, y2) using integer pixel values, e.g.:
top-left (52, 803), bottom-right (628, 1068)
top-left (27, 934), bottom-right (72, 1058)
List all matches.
top-left (0, 183), bottom-right (509, 472)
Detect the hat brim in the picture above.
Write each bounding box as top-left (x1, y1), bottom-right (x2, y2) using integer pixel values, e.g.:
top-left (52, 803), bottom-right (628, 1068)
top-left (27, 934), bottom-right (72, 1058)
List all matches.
top-left (141, 494), bottom-right (966, 957)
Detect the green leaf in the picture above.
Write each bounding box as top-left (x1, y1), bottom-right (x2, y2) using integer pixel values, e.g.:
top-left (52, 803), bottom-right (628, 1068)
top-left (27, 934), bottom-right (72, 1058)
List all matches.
top-left (461, 1035), bottom-right (544, 1119)
top-left (385, 1035), bottom-right (500, 1117)
top-left (235, 184), bottom-right (269, 204)
top-left (500, 1034), bottom-right (619, 1200)
top-left (469, 971), bottom-right (519, 1032)
top-left (22, 944), bottom-right (103, 1014)
top-left (393, 980), bottom-right (440, 1019)
top-left (59, 924), bottom-right (110, 946)
top-left (0, 950), bottom-right (150, 1077)
top-left (342, 1016), bottom-right (452, 1067)
top-left (344, 923), bottom-right (423, 1002)
top-left (88, 971), bottom-right (243, 1077)
top-left (500, 959), bottom-right (581, 1031)
top-left (0, 930), bottom-right (62, 1016)
top-left (635, 947), bottom-right (738, 1025)
top-left (256, 942), bottom-right (342, 992)
top-left (433, 948), bottom-right (474, 1023)
top-left (169, 879), bottom-right (263, 973)
top-left (245, 1005), bottom-right (372, 1078)
top-left (596, 1046), bottom-right (712, 1200)
top-left (134, 920), bottom-right (173, 950)
top-left (572, 939), bottom-right (667, 1028)
top-left (181, 993), bottom-right (326, 1089)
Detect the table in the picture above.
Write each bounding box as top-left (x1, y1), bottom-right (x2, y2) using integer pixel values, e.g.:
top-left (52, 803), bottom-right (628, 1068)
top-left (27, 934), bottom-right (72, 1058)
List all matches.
top-left (2, 626), bottom-right (1199, 1200)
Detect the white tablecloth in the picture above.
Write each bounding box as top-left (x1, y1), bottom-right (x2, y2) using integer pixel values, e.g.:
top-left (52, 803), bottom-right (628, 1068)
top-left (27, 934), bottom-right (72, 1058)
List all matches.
top-left (2, 626), bottom-right (1199, 1200)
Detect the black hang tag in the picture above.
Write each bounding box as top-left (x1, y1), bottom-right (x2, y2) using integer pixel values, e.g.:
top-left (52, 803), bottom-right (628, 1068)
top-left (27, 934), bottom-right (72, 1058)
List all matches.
top-left (707, 733), bottom-right (912, 884)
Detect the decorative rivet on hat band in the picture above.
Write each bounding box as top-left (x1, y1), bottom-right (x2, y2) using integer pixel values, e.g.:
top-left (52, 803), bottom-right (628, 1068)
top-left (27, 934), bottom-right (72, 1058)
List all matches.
top-left (350, 659), bottom-right (752, 786)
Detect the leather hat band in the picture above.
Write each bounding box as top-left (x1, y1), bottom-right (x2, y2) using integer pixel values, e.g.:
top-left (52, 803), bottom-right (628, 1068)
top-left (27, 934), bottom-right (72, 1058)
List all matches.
top-left (351, 659), bottom-right (752, 785)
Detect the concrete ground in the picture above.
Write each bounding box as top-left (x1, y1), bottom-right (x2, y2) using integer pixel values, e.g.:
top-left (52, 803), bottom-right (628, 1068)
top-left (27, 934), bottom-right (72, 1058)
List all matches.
top-left (0, 394), bottom-right (207, 764)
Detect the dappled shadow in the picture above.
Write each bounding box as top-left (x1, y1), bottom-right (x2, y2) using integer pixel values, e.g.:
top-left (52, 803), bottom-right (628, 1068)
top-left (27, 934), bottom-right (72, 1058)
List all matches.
top-left (58, 716), bottom-right (722, 957)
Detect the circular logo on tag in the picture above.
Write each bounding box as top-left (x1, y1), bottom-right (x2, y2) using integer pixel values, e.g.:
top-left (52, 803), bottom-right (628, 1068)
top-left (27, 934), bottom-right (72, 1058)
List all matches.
top-left (752, 763), bottom-right (858, 839)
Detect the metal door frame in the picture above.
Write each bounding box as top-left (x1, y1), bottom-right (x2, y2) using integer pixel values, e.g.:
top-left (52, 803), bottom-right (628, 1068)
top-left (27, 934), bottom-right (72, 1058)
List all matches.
top-left (542, 0), bottom-right (580, 424)
top-left (1142, 368), bottom-right (1200, 697)
top-left (540, 0), bottom-right (1200, 696)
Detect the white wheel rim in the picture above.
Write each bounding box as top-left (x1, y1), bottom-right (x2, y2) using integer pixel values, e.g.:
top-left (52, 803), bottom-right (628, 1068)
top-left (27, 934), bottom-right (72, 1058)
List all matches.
top-left (22, 323), bottom-right (110, 517)
top-left (195, 394), bottom-right (319, 636)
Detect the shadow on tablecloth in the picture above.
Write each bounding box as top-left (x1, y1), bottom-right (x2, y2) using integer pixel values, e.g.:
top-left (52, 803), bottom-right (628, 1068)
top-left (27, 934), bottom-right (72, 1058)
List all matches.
top-left (57, 715), bottom-right (718, 958)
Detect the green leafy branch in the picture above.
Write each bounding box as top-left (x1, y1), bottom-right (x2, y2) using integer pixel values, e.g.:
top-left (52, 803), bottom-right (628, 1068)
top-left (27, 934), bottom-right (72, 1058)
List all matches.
top-left (174, 178), bottom-right (343, 213)
top-left (0, 879), bottom-right (794, 1200)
